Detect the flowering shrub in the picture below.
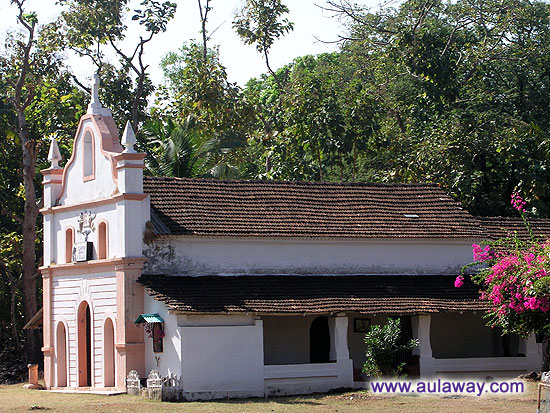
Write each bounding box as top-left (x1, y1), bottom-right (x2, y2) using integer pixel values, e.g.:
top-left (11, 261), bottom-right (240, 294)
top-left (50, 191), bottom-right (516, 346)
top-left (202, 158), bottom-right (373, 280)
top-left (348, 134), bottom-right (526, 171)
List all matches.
top-left (362, 318), bottom-right (418, 377)
top-left (457, 193), bottom-right (550, 337)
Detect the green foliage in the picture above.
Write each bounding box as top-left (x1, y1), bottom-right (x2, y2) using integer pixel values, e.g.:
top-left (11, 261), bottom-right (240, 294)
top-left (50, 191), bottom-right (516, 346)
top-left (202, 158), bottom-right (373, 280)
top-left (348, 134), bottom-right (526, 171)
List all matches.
top-left (242, 52), bottom-right (382, 181)
top-left (157, 42), bottom-right (254, 177)
top-left (98, 63), bottom-right (152, 130)
top-left (362, 318), bottom-right (419, 378)
top-left (236, 0), bottom-right (550, 218)
top-left (160, 42), bottom-right (253, 134)
top-left (132, 0), bottom-right (177, 34)
top-left (233, 0), bottom-right (294, 54)
top-left (140, 116), bottom-right (242, 179)
top-left (58, 0), bottom-right (127, 58)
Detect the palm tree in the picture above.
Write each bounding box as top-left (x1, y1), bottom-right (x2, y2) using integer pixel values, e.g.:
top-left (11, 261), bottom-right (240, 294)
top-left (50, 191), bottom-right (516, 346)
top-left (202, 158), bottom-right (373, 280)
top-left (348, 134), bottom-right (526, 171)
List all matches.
top-left (139, 116), bottom-right (243, 179)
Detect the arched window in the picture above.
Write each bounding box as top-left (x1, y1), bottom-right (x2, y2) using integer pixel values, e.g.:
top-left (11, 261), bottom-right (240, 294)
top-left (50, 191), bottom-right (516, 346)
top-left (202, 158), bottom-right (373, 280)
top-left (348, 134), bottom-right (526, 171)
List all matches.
top-left (83, 131), bottom-right (94, 179)
top-left (65, 228), bottom-right (74, 264)
top-left (98, 222), bottom-right (107, 260)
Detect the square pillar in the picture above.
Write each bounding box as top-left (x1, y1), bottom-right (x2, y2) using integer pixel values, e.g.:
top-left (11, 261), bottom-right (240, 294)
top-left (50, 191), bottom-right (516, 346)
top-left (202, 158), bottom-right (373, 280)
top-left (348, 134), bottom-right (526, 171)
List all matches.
top-left (412, 315), bottom-right (435, 377)
top-left (525, 333), bottom-right (542, 371)
top-left (329, 314), bottom-right (353, 388)
top-left (115, 258), bottom-right (146, 390)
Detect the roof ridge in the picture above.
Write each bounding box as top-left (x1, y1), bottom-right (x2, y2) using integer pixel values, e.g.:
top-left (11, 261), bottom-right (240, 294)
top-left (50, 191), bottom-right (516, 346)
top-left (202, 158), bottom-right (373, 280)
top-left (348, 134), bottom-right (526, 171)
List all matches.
top-left (143, 175), bottom-right (440, 188)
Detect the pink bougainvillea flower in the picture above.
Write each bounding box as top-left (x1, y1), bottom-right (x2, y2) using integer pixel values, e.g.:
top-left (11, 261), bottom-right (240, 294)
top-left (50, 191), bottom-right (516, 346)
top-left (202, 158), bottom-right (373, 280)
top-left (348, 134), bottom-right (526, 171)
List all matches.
top-left (511, 192), bottom-right (526, 212)
top-left (454, 275), bottom-right (464, 288)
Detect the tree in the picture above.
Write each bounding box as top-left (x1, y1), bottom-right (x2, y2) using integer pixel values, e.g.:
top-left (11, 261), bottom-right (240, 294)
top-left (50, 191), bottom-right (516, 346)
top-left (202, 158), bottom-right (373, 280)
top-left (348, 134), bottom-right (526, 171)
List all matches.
top-left (248, 0), bottom-right (550, 215)
top-left (1, 0), bottom-right (86, 362)
top-left (233, 0), bottom-right (293, 89)
top-left (141, 116), bottom-right (206, 178)
top-left (59, 0), bottom-right (177, 132)
top-left (0, 0), bottom-right (63, 363)
top-left (241, 52), bottom-right (381, 181)
top-left (158, 42), bottom-right (254, 178)
top-left (457, 193), bottom-right (550, 367)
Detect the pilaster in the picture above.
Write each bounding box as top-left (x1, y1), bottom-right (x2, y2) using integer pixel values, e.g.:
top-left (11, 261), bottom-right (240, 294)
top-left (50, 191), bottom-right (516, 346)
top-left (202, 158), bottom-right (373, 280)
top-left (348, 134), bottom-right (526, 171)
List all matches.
top-left (41, 268), bottom-right (54, 389)
top-left (115, 258), bottom-right (146, 389)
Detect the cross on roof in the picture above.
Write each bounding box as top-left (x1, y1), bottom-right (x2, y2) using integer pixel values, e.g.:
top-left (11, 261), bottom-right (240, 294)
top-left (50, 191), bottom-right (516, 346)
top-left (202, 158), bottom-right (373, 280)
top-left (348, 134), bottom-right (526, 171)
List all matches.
top-left (86, 72), bottom-right (112, 117)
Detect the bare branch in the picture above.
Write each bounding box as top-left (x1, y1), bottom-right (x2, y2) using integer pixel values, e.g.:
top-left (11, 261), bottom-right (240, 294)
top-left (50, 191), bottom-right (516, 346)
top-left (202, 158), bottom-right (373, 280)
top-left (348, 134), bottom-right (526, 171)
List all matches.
top-left (1, 208), bottom-right (23, 224)
top-left (70, 73), bottom-right (91, 94)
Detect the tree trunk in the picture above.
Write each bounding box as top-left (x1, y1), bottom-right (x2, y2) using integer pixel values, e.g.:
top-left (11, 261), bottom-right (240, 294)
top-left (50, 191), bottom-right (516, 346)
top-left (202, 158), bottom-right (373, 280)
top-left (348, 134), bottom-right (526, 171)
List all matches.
top-left (10, 275), bottom-right (21, 353)
top-left (18, 110), bottom-right (40, 363)
top-left (131, 72), bottom-right (145, 134)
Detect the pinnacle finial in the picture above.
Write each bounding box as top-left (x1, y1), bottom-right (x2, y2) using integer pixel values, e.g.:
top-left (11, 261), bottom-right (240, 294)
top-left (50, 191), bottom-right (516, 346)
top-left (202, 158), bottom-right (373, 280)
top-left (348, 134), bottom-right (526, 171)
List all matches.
top-left (121, 120), bottom-right (137, 153)
top-left (91, 73), bottom-right (100, 106)
top-left (47, 136), bottom-right (62, 169)
top-left (86, 72), bottom-right (112, 117)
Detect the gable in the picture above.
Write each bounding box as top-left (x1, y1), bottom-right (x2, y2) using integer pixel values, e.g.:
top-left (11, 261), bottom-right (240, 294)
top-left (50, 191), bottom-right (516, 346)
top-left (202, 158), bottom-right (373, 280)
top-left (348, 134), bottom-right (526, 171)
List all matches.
top-left (57, 114), bottom-right (124, 205)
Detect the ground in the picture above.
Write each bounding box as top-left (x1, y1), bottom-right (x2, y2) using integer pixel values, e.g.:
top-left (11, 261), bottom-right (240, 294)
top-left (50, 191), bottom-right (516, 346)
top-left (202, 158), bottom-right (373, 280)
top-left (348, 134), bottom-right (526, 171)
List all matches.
top-left (0, 381), bottom-right (540, 412)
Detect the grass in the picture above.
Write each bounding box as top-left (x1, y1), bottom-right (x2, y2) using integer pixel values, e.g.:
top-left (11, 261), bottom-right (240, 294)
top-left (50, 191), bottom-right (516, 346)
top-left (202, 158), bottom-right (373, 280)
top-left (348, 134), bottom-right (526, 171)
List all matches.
top-left (0, 381), bottom-right (539, 413)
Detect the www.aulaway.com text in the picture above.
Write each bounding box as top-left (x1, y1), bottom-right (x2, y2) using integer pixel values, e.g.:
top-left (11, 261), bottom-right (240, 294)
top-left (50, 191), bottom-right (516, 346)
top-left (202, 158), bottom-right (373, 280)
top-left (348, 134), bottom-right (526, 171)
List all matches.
top-left (369, 379), bottom-right (524, 397)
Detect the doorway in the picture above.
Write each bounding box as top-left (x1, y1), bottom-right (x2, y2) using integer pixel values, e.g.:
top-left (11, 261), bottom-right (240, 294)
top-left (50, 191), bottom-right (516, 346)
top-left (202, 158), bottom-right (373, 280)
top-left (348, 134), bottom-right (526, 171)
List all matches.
top-left (310, 316), bottom-right (330, 363)
top-left (77, 301), bottom-right (92, 387)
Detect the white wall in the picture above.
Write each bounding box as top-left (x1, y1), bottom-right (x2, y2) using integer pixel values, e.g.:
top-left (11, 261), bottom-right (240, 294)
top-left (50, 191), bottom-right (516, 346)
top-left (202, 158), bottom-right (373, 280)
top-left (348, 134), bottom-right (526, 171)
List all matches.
top-left (51, 272), bottom-right (117, 387)
top-left (52, 206), bottom-right (118, 264)
top-left (58, 118), bottom-right (118, 205)
top-left (178, 316), bottom-right (264, 399)
top-left (143, 294), bottom-right (181, 378)
top-left (46, 190), bottom-right (149, 266)
top-left (144, 237), bottom-right (476, 276)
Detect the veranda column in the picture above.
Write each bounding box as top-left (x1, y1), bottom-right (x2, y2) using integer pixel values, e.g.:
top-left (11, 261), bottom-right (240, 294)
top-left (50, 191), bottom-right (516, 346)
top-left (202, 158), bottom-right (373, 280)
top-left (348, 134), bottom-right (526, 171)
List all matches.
top-left (329, 314), bottom-right (354, 387)
top-left (412, 315), bottom-right (435, 377)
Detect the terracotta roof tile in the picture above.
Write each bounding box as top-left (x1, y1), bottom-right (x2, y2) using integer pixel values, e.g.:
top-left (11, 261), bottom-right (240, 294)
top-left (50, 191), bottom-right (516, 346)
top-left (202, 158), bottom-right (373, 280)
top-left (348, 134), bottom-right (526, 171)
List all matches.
top-left (143, 176), bottom-right (484, 239)
top-left (477, 216), bottom-right (550, 242)
top-left (138, 275), bottom-right (485, 314)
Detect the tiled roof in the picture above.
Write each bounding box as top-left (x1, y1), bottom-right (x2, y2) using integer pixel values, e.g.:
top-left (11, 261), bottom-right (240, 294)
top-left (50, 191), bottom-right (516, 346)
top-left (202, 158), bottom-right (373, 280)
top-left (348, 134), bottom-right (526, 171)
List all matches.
top-left (138, 275), bottom-right (485, 314)
top-left (143, 176), bottom-right (485, 239)
top-left (477, 216), bottom-right (550, 242)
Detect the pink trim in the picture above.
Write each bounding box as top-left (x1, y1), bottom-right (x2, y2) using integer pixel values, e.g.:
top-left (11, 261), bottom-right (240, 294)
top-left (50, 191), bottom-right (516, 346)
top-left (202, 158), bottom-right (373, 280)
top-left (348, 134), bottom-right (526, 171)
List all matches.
top-left (82, 128), bottom-right (96, 182)
top-left (39, 257), bottom-right (146, 276)
top-left (56, 115), bottom-right (124, 205)
top-left (41, 168), bottom-right (63, 185)
top-left (115, 163), bottom-right (145, 170)
top-left (113, 153), bottom-right (146, 161)
top-left (41, 193), bottom-right (147, 215)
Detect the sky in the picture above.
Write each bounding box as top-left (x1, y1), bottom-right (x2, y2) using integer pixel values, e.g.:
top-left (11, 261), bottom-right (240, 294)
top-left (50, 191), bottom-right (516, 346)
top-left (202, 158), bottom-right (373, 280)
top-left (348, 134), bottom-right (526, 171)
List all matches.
top-left (0, 0), bottom-right (379, 87)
